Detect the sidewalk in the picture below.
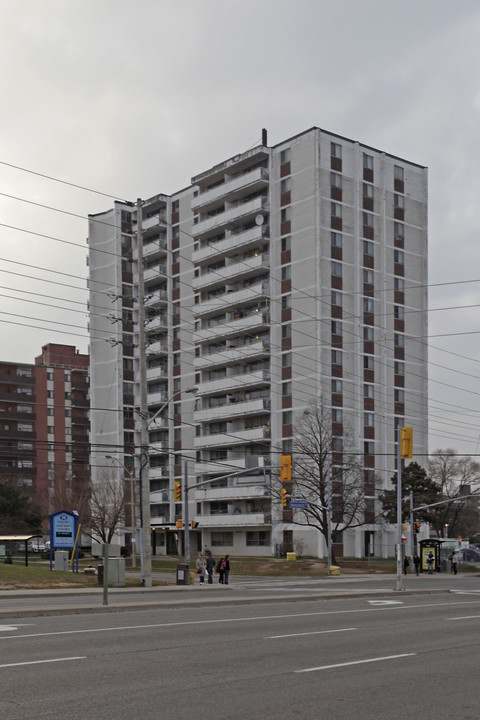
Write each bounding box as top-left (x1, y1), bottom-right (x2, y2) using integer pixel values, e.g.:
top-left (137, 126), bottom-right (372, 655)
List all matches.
top-left (0, 573), bottom-right (456, 619)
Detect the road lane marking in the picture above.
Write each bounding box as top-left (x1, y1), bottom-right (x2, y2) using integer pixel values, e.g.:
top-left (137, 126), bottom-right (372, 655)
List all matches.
top-left (0, 656), bottom-right (86, 669)
top-left (449, 615), bottom-right (480, 620)
top-left (0, 626), bottom-right (20, 632)
top-left (266, 627), bottom-right (356, 639)
top-left (296, 653), bottom-right (415, 673)
top-left (1, 599), bottom-right (480, 641)
top-left (368, 600), bottom-right (404, 606)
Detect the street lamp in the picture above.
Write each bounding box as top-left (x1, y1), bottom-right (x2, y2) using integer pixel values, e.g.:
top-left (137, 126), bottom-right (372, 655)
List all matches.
top-left (105, 455), bottom-right (137, 568)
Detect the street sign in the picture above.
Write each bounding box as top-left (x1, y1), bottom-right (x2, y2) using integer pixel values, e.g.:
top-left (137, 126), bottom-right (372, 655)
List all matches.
top-left (290, 500), bottom-right (308, 509)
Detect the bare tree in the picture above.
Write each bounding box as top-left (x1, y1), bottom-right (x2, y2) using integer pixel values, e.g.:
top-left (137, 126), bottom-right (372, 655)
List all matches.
top-left (81, 468), bottom-right (127, 545)
top-left (280, 405), bottom-right (370, 562)
top-left (429, 449), bottom-right (480, 538)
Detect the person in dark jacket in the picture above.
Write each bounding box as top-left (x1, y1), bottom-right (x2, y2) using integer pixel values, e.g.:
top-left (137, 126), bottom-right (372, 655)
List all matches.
top-left (205, 550), bottom-right (215, 584)
top-left (403, 555), bottom-right (410, 575)
top-left (413, 553), bottom-right (420, 576)
top-left (216, 557), bottom-right (224, 583)
top-left (223, 555), bottom-right (230, 585)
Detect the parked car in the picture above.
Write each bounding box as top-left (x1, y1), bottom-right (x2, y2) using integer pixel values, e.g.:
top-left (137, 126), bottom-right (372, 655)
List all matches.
top-left (27, 538), bottom-right (46, 553)
top-left (460, 548), bottom-right (480, 562)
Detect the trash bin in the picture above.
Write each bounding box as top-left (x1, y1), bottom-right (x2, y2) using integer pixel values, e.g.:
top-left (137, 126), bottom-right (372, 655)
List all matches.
top-left (330, 565), bottom-right (341, 576)
top-left (176, 563), bottom-right (189, 585)
top-left (286, 552), bottom-right (296, 561)
top-left (97, 564), bottom-right (104, 585)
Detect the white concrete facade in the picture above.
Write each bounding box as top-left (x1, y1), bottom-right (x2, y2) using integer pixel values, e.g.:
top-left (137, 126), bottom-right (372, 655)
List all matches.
top-left (88, 127), bottom-right (428, 559)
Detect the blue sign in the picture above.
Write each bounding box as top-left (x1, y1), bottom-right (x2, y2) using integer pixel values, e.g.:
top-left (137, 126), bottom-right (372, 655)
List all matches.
top-left (49, 510), bottom-right (78, 550)
top-left (290, 500), bottom-right (308, 509)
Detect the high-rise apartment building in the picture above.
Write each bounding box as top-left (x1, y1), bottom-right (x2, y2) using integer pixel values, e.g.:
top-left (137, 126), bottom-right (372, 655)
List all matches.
top-left (0, 344), bottom-right (90, 528)
top-left (88, 127), bottom-right (428, 558)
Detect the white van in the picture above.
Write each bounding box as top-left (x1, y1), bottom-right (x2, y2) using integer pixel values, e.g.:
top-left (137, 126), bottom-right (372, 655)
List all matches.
top-left (28, 538), bottom-right (46, 553)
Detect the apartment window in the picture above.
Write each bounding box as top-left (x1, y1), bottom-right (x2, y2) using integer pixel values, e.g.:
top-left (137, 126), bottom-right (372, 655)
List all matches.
top-left (246, 531), bottom-right (270, 547)
top-left (281, 324), bottom-right (291, 339)
top-left (363, 269), bottom-right (373, 285)
top-left (332, 409), bottom-right (343, 423)
top-left (47, 390), bottom-right (54, 398)
top-left (364, 356), bottom-right (374, 370)
top-left (331, 232), bottom-right (342, 248)
top-left (332, 437), bottom-right (343, 452)
top-left (364, 441), bottom-right (375, 454)
top-left (394, 361), bottom-right (405, 376)
top-left (331, 172), bottom-right (342, 189)
top-left (332, 379), bottom-right (343, 393)
top-left (363, 154), bottom-right (374, 170)
top-left (280, 148), bottom-right (291, 164)
top-left (282, 381), bottom-right (292, 396)
top-left (363, 297), bottom-right (374, 313)
top-left (19, 423), bottom-right (33, 432)
top-left (281, 236), bottom-right (291, 252)
top-left (331, 261), bottom-right (342, 278)
top-left (331, 142), bottom-right (342, 159)
top-left (364, 384), bottom-right (374, 399)
top-left (282, 352), bottom-right (292, 367)
top-left (331, 350), bottom-right (342, 365)
top-left (394, 305), bottom-right (405, 320)
top-left (363, 183), bottom-right (374, 199)
top-left (331, 202), bottom-right (342, 218)
top-left (394, 333), bottom-right (405, 348)
top-left (331, 321), bottom-right (342, 335)
top-left (18, 441), bottom-right (33, 450)
top-left (363, 240), bottom-right (374, 256)
top-left (281, 265), bottom-right (291, 281)
top-left (281, 177), bottom-right (291, 193)
top-left (394, 165), bottom-right (404, 182)
top-left (394, 249), bottom-right (404, 265)
top-left (364, 326), bottom-right (374, 342)
top-left (281, 207), bottom-right (291, 223)
top-left (283, 410), bottom-right (292, 426)
top-left (364, 413), bottom-right (374, 427)
top-left (211, 532), bottom-right (233, 547)
top-left (363, 212), bottom-right (374, 228)
top-left (47, 425), bottom-right (54, 435)
top-left (395, 389), bottom-right (405, 403)
top-left (394, 221), bottom-right (404, 238)
top-left (332, 291), bottom-right (343, 307)
top-left (281, 294), bottom-right (291, 309)
top-left (394, 277), bottom-right (404, 292)
top-left (394, 194), bottom-right (405, 210)
top-left (46, 372), bottom-right (54, 381)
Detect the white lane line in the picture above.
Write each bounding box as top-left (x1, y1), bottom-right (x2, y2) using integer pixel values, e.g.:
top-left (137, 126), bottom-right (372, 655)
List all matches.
top-left (449, 615), bottom-right (480, 620)
top-left (267, 627), bottom-right (356, 639)
top-left (1, 599), bottom-right (480, 641)
top-left (0, 656), bottom-right (86, 669)
top-left (296, 653), bottom-right (415, 673)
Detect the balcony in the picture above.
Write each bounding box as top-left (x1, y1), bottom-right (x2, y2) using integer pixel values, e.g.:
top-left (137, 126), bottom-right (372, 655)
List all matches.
top-left (192, 167), bottom-right (269, 212)
top-left (192, 225), bottom-right (269, 264)
top-left (196, 370), bottom-right (270, 396)
top-left (195, 197), bottom-right (268, 238)
top-left (194, 459), bottom-right (246, 474)
top-left (145, 290), bottom-right (168, 309)
top-left (194, 311), bottom-right (269, 344)
top-left (149, 465), bottom-right (169, 480)
top-left (193, 485), bottom-right (269, 502)
top-left (194, 427), bottom-right (268, 449)
top-left (195, 512), bottom-right (269, 528)
top-left (194, 397), bottom-right (270, 423)
top-left (192, 253), bottom-right (269, 292)
top-left (142, 213), bottom-right (167, 231)
top-left (147, 341), bottom-right (168, 356)
top-left (146, 366), bottom-right (167, 381)
top-left (193, 339), bottom-right (270, 369)
top-left (147, 390), bottom-right (169, 405)
top-left (143, 238), bottom-right (167, 260)
top-left (195, 280), bottom-right (269, 317)
top-left (146, 314), bottom-right (167, 333)
top-left (144, 265), bottom-right (167, 284)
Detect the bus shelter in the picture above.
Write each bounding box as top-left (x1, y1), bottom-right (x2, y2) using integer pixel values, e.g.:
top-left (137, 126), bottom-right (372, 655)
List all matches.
top-left (0, 535), bottom-right (44, 567)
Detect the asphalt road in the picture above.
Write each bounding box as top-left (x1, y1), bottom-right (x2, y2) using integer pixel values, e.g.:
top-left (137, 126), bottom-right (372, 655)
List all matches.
top-left (1, 580), bottom-right (480, 719)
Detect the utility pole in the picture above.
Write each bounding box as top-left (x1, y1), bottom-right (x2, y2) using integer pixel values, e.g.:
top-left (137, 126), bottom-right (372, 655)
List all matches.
top-left (396, 427), bottom-right (403, 591)
top-left (184, 461), bottom-right (190, 584)
top-left (136, 198), bottom-right (152, 588)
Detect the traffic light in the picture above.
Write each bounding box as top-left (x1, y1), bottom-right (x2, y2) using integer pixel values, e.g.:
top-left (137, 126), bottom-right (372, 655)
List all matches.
top-left (400, 427), bottom-right (413, 458)
top-left (190, 521), bottom-right (199, 528)
top-left (414, 522), bottom-right (420, 534)
top-left (175, 520), bottom-right (184, 529)
top-left (280, 454), bottom-right (292, 483)
top-left (174, 481), bottom-right (182, 502)
top-left (281, 488), bottom-right (288, 507)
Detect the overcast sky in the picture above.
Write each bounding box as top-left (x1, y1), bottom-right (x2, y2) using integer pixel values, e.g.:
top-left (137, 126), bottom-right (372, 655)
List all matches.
top-left (1, 0), bottom-right (480, 457)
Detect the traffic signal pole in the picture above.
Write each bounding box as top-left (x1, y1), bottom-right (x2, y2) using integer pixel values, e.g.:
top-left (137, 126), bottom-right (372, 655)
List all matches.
top-left (396, 427), bottom-right (403, 592)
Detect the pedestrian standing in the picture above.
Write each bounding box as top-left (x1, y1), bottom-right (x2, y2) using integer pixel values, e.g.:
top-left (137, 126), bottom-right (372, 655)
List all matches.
top-left (450, 551), bottom-right (458, 575)
top-left (195, 552), bottom-right (206, 585)
top-left (205, 550), bottom-right (215, 584)
top-left (403, 555), bottom-right (410, 575)
top-left (427, 551), bottom-right (434, 574)
top-left (216, 557), bottom-right (224, 583)
top-left (223, 554), bottom-right (230, 585)
top-left (413, 553), bottom-right (420, 576)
